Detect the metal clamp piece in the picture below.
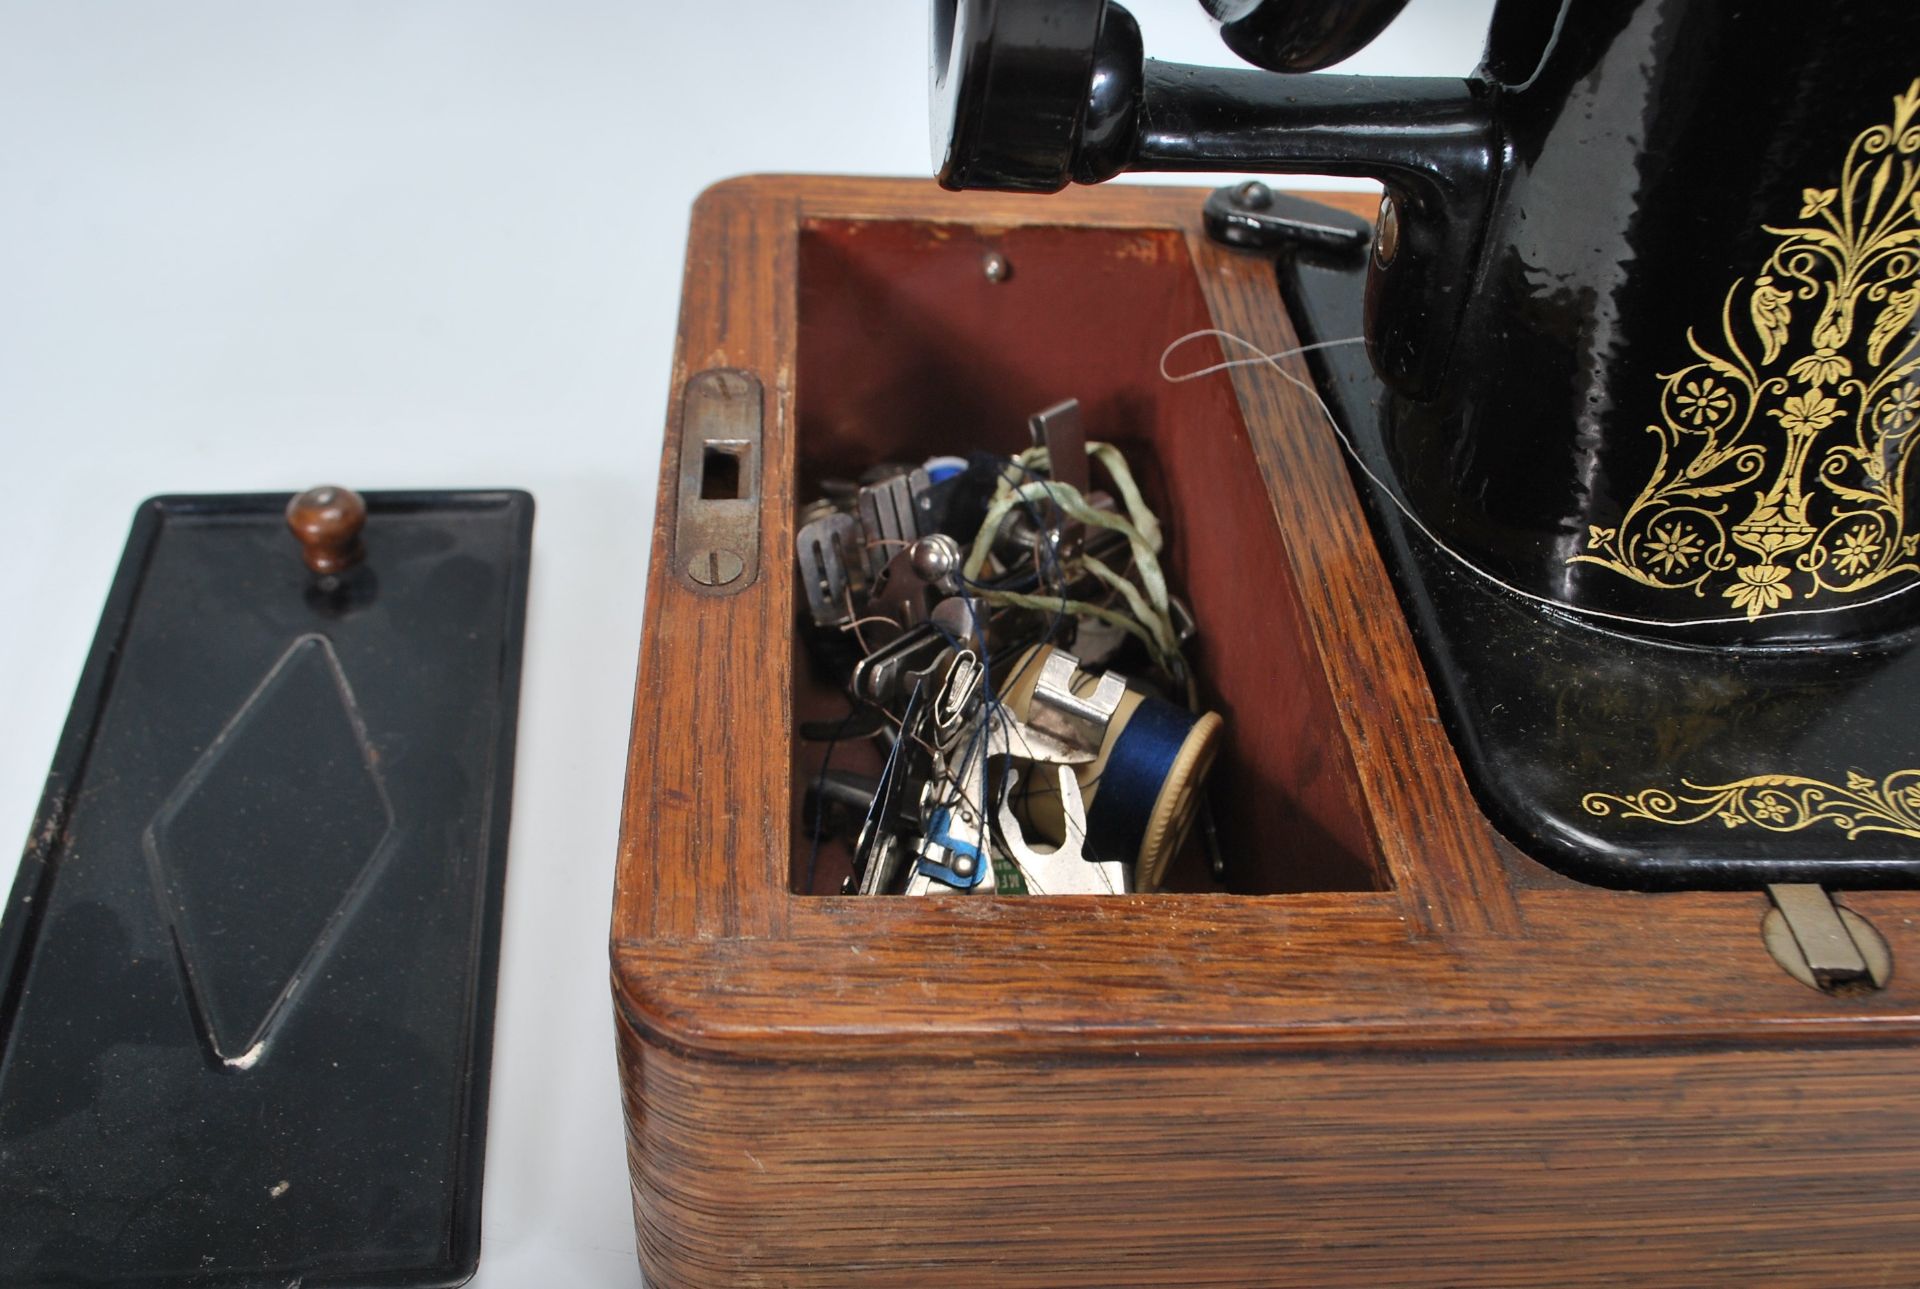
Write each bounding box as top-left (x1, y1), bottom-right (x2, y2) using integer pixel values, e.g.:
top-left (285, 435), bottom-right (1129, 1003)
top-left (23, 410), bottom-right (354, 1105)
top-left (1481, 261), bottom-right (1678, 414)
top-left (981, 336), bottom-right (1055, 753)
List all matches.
top-left (934, 650), bottom-right (983, 741)
top-left (1029, 398), bottom-right (1089, 558)
top-left (1763, 884), bottom-right (1892, 993)
top-left (1029, 649), bottom-right (1123, 752)
top-left (673, 368), bottom-right (763, 595)
top-left (905, 702), bottom-right (1123, 896)
top-left (851, 623), bottom-right (951, 705)
top-left (796, 511), bottom-right (859, 626)
top-left (856, 468), bottom-right (931, 581)
top-left (993, 764), bottom-right (1127, 895)
top-left (1201, 181), bottom-right (1373, 259)
top-left (1029, 399), bottom-right (1088, 494)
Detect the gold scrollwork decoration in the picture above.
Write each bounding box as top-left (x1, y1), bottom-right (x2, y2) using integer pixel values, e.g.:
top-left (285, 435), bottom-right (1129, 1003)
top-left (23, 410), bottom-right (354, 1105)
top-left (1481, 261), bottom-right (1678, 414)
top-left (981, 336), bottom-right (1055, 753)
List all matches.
top-left (1572, 77), bottom-right (1920, 617)
top-left (1583, 768), bottom-right (1920, 841)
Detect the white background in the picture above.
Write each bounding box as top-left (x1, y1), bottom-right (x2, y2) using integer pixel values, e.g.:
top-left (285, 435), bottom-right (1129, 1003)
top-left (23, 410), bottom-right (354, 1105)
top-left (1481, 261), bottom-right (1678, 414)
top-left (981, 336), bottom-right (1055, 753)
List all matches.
top-left (0, 1), bottom-right (1491, 1282)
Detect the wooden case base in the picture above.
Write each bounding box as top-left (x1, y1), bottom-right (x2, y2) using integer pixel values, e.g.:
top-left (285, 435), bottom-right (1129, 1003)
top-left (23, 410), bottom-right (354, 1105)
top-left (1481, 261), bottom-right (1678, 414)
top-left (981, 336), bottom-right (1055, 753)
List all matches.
top-left (612, 177), bottom-right (1920, 1286)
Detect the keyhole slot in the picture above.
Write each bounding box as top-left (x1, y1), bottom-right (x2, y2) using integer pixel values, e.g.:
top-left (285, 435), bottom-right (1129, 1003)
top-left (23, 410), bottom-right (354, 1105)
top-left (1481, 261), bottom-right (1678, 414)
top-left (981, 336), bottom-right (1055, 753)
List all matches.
top-left (700, 443), bottom-right (747, 500)
top-left (674, 369), bottom-right (763, 595)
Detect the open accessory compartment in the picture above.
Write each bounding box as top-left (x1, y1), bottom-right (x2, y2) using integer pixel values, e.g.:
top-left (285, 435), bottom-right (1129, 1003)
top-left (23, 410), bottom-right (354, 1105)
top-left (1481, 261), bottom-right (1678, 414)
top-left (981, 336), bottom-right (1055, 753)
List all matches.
top-left (612, 178), bottom-right (1920, 1287)
top-left (789, 213), bottom-right (1392, 897)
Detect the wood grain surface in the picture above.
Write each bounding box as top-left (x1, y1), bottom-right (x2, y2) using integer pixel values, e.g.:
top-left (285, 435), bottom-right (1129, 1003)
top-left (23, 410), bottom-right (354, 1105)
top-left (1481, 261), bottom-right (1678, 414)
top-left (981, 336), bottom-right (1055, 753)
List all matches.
top-left (622, 1033), bottom-right (1920, 1287)
top-left (612, 176), bottom-right (1920, 1286)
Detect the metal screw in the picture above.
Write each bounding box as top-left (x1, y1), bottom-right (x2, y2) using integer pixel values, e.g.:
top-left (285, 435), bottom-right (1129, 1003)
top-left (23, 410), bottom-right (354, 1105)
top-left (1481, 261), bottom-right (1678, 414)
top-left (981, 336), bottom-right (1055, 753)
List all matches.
top-left (687, 549), bottom-right (745, 586)
top-left (982, 250), bottom-right (1010, 283)
top-left (1233, 180), bottom-right (1273, 211)
top-left (953, 854), bottom-right (976, 877)
top-left (909, 533), bottom-right (963, 588)
top-left (1374, 194), bottom-right (1401, 268)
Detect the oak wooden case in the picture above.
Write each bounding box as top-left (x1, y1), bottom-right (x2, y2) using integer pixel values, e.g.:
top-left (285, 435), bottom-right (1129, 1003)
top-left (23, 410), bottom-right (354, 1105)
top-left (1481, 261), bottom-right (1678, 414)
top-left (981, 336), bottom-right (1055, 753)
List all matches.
top-left (612, 177), bottom-right (1920, 1286)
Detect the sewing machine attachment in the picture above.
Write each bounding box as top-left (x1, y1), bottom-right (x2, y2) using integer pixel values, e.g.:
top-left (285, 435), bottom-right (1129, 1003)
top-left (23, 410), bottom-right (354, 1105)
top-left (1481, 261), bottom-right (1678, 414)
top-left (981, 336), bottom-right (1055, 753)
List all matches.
top-left (804, 400), bottom-right (1226, 895)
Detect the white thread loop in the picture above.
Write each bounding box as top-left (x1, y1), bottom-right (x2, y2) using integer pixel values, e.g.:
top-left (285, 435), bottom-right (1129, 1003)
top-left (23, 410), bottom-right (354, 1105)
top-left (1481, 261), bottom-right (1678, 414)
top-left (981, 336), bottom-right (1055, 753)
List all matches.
top-left (1158, 328), bottom-right (1920, 634)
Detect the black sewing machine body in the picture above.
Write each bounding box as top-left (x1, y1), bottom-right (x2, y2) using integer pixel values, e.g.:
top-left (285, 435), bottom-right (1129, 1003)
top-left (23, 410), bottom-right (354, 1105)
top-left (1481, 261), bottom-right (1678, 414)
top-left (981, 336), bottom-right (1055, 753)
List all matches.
top-left (933, 0), bottom-right (1920, 891)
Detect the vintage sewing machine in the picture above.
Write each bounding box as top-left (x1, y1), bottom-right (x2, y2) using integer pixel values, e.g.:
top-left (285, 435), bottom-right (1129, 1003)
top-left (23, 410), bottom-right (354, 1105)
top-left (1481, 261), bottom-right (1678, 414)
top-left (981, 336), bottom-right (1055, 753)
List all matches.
top-left (612, 0), bottom-right (1920, 1282)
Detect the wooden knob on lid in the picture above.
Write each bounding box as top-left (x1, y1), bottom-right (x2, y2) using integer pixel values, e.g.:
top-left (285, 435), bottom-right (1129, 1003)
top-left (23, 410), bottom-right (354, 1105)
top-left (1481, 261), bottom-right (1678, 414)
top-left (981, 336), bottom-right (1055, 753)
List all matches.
top-left (285, 485), bottom-right (367, 575)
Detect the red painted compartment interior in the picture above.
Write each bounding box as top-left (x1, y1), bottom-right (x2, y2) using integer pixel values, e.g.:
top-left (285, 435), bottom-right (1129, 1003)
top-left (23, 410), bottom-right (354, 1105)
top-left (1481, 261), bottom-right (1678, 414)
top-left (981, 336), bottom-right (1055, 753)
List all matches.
top-left (790, 216), bottom-right (1386, 895)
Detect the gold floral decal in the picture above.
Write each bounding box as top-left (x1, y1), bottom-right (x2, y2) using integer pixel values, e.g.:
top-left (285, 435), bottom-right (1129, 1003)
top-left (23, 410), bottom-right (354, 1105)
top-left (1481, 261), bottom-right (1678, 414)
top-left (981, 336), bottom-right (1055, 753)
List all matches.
top-left (1583, 769), bottom-right (1920, 841)
top-left (1572, 78), bottom-right (1920, 617)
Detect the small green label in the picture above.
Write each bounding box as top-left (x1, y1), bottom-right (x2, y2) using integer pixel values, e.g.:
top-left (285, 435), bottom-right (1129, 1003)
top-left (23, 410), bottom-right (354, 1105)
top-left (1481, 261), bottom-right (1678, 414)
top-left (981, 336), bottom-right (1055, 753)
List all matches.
top-left (990, 854), bottom-right (1028, 895)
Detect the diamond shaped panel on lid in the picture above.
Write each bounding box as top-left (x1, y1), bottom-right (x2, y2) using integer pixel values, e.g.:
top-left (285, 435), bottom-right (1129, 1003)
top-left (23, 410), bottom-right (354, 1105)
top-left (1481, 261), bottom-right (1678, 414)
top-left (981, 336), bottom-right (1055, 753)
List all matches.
top-left (144, 634), bottom-right (393, 1066)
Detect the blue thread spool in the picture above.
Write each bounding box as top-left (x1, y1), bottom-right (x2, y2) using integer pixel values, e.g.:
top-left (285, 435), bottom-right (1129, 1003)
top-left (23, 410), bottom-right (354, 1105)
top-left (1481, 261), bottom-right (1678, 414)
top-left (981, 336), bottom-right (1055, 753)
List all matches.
top-left (998, 645), bottom-right (1223, 890)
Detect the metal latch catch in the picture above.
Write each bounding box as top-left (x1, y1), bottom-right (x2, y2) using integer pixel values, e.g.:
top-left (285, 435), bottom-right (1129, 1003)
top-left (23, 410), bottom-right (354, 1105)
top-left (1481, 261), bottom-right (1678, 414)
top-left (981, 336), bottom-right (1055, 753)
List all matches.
top-left (673, 368), bottom-right (763, 594)
top-left (1763, 884), bottom-right (1892, 993)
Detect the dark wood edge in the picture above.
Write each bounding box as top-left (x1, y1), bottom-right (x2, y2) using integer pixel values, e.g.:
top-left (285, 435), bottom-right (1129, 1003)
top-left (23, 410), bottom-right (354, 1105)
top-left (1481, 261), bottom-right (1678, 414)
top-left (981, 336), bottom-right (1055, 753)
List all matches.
top-left (612, 883), bottom-right (1920, 1062)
